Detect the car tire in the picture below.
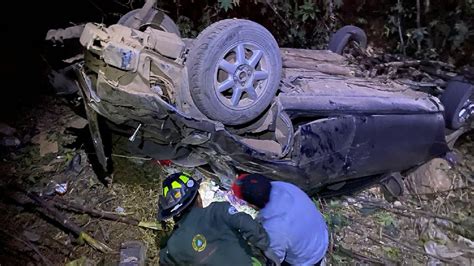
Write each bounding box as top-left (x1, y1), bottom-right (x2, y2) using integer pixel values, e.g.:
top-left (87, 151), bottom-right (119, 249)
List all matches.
top-left (328, 25), bottom-right (367, 55)
top-left (117, 9), bottom-right (181, 36)
top-left (440, 78), bottom-right (473, 130)
top-left (187, 19), bottom-right (282, 125)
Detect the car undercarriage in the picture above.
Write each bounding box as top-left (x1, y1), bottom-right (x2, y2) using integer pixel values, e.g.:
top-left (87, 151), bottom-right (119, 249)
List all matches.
top-left (46, 1), bottom-right (473, 198)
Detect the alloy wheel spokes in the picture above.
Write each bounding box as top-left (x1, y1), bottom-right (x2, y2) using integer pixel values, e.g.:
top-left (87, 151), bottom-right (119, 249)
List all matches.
top-left (254, 71), bottom-right (268, 81)
top-left (235, 44), bottom-right (246, 65)
top-left (245, 85), bottom-right (258, 100)
top-left (215, 44), bottom-right (269, 108)
top-left (231, 87), bottom-right (244, 106)
top-left (218, 59), bottom-right (237, 74)
top-left (248, 50), bottom-right (263, 68)
top-left (217, 78), bottom-right (235, 92)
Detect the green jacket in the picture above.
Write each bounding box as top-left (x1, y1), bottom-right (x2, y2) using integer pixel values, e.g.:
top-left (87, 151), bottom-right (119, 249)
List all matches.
top-left (159, 202), bottom-right (269, 265)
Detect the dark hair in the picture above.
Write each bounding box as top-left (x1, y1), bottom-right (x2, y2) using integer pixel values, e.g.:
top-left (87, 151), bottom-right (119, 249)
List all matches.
top-left (238, 174), bottom-right (271, 209)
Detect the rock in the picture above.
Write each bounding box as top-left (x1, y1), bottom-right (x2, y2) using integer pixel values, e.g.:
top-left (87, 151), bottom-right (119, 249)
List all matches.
top-left (32, 133), bottom-right (59, 156)
top-left (424, 241), bottom-right (463, 259)
top-left (0, 123), bottom-right (16, 136)
top-left (457, 236), bottom-right (474, 249)
top-left (66, 116), bottom-right (88, 129)
top-left (1, 136), bottom-right (21, 147)
top-left (405, 158), bottom-right (452, 196)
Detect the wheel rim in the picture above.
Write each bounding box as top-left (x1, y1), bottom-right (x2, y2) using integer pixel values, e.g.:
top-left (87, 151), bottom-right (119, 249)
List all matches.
top-left (458, 100), bottom-right (474, 123)
top-left (213, 42), bottom-right (270, 109)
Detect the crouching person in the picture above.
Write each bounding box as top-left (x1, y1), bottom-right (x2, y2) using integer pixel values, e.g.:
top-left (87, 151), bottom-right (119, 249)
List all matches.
top-left (158, 172), bottom-right (279, 265)
top-left (232, 174), bottom-right (329, 265)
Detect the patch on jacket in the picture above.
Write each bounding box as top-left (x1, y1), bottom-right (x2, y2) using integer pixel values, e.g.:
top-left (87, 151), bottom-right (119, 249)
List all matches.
top-left (228, 206), bottom-right (238, 215)
top-left (192, 234), bottom-right (207, 252)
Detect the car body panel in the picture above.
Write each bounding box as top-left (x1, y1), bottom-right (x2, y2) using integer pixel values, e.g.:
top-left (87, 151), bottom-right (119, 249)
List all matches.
top-left (74, 22), bottom-right (451, 194)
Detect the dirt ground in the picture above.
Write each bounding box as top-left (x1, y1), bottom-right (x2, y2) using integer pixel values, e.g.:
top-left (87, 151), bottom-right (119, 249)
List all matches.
top-left (0, 95), bottom-right (472, 265)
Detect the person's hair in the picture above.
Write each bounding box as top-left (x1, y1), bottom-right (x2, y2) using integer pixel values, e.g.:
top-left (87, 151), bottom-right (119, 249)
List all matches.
top-left (236, 174), bottom-right (271, 209)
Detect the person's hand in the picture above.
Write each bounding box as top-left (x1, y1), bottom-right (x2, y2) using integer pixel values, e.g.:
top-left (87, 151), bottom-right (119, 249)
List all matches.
top-left (263, 248), bottom-right (281, 266)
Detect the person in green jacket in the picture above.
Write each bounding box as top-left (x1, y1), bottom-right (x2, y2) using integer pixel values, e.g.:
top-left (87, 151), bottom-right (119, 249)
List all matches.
top-left (158, 172), bottom-right (278, 265)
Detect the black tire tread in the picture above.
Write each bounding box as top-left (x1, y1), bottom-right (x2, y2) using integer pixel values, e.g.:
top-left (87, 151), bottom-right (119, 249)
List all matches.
top-left (328, 25), bottom-right (367, 55)
top-left (440, 79), bottom-right (473, 129)
top-left (118, 9), bottom-right (181, 36)
top-left (187, 19), bottom-right (240, 122)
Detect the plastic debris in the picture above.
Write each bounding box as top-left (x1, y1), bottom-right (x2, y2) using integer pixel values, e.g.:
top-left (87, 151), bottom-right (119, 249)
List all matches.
top-left (55, 183), bottom-right (68, 195)
top-left (115, 206), bottom-right (125, 214)
top-left (119, 241), bottom-right (146, 266)
top-left (0, 136), bottom-right (21, 147)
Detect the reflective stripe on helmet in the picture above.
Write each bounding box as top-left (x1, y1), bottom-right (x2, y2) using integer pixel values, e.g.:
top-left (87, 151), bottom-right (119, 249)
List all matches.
top-left (179, 174), bottom-right (190, 183)
top-left (163, 186), bottom-right (169, 197)
top-left (171, 181), bottom-right (182, 189)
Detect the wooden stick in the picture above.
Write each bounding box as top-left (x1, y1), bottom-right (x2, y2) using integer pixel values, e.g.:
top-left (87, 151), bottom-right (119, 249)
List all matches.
top-left (52, 198), bottom-right (161, 230)
top-left (52, 198), bottom-right (140, 225)
top-left (416, 0), bottom-right (422, 53)
top-left (14, 189), bottom-right (114, 254)
top-left (376, 60), bottom-right (454, 69)
top-left (356, 199), bottom-right (464, 225)
top-left (337, 245), bottom-right (385, 265)
top-left (397, 0), bottom-right (406, 56)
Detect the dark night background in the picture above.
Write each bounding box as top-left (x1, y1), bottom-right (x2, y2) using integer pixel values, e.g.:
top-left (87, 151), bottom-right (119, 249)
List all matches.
top-left (1, 0), bottom-right (472, 125)
top-left (0, 1), bottom-right (112, 121)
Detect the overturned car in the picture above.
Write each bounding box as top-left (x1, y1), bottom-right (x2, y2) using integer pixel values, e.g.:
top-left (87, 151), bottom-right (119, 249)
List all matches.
top-left (54, 4), bottom-right (473, 198)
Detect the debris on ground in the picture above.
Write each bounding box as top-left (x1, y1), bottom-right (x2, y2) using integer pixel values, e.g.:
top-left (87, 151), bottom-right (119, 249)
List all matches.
top-left (320, 131), bottom-right (473, 264)
top-left (66, 116), bottom-right (88, 129)
top-left (0, 136), bottom-right (21, 147)
top-left (31, 133), bottom-right (59, 157)
top-left (118, 241), bottom-right (147, 266)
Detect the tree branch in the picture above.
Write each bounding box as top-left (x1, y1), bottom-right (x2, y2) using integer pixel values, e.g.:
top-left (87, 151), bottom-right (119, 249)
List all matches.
top-left (416, 0), bottom-right (422, 53)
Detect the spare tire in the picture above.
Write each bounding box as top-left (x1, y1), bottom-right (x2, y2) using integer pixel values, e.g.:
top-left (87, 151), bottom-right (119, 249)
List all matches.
top-left (118, 9), bottom-right (181, 36)
top-left (328, 25), bottom-right (367, 55)
top-left (187, 19), bottom-right (282, 125)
